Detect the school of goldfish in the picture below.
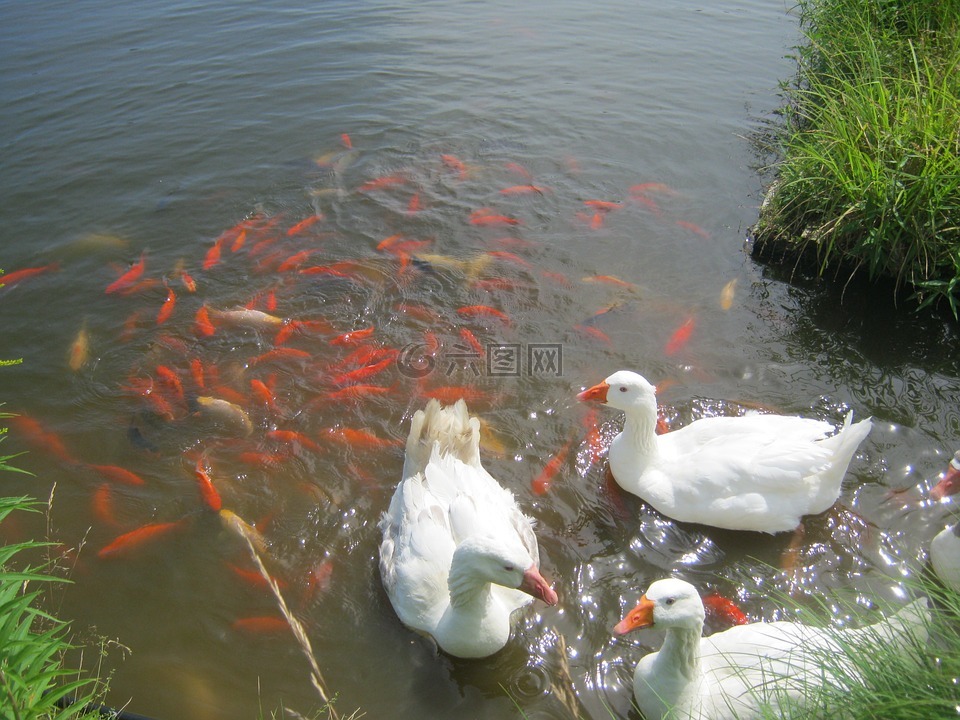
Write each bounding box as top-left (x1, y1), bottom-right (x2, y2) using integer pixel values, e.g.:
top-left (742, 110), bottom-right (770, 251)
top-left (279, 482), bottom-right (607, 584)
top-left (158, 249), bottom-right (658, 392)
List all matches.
top-left (1, 134), bottom-right (736, 638)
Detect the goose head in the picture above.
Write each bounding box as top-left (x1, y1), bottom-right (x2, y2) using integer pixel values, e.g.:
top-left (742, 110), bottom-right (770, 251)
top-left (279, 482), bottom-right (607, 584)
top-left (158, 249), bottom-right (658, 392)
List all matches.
top-left (613, 578), bottom-right (705, 635)
top-left (578, 370), bottom-right (658, 416)
top-left (929, 450), bottom-right (960, 501)
top-left (450, 535), bottom-right (558, 606)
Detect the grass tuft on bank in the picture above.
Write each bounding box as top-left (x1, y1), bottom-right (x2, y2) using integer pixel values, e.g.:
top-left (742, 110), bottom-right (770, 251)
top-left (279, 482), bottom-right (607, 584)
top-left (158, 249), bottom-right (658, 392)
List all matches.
top-left (752, 0), bottom-right (960, 316)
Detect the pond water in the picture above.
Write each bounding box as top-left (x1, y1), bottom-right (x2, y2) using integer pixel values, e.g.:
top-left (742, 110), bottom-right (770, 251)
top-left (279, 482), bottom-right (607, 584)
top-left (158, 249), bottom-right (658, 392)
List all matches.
top-left (1, 1), bottom-right (959, 719)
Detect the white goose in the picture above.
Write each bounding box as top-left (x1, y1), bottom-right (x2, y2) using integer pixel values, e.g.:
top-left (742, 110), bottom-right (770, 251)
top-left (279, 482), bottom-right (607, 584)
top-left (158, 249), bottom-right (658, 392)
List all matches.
top-left (578, 370), bottom-right (873, 534)
top-left (615, 578), bottom-right (929, 720)
top-left (378, 399), bottom-right (558, 658)
top-left (929, 450), bottom-right (960, 591)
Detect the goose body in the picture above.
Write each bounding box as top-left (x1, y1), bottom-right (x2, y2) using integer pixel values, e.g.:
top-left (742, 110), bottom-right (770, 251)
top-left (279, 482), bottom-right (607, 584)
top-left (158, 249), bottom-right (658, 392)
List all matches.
top-left (578, 370), bottom-right (873, 533)
top-left (378, 399), bottom-right (557, 658)
top-left (930, 521), bottom-right (960, 592)
top-left (615, 578), bottom-right (929, 720)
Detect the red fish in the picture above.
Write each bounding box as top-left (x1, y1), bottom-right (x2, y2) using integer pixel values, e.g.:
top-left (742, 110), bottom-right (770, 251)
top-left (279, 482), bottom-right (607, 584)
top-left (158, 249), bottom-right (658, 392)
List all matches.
top-left (231, 229), bottom-right (247, 252)
top-left (703, 592), bottom-right (749, 626)
top-left (589, 212), bottom-right (604, 229)
top-left (675, 220), bottom-right (710, 239)
top-left (574, 324), bottom-right (612, 345)
top-left (532, 439), bottom-right (574, 495)
top-left (500, 185), bottom-right (547, 195)
top-left (323, 428), bottom-right (402, 450)
top-left (105, 252), bottom-right (146, 294)
top-left (194, 305), bottom-right (216, 337)
top-left (156, 283), bottom-right (176, 325)
top-left (189, 358), bottom-right (206, 390)
top-left (330, 353), bottom-right (396, 385)
top-left (440, 154), bottom-right (467, 178)
top-left (393, 302), bottom-right (440, 323)
top-left (469, 209), bottom-right (521, 226)
top-left (179, 269), bottom-right (197, 293)
top-left (664, 316), bottom-right (695, 355)
top-left (249, 347), bottom-right (311, 365)
top-left (331, 326), bottom-right (375, 346)
top-left (340, 132), bottom-right (353, 148)
top-left (322, 384), bottom-right (394, 403)
top-left (460, 328), bottom-right (484, 356)
top-left (377, 234), bottom-right (406, 252)
top-left (203, 238), bottom-right (224, 270)
top-left (286, 214), bottom-right (324, 237)
top-left (266, 429), bottom-right (322, 453)
top-left (503, 162), bottom-right (532, 179)
top-left (303, 558), bottom-right (334, 601)
top-left (98, 520), bottom-right (183, 559)
top-left (192, 458), bottom-right (222, 512)
top-left (238, 451), bottom-right (289, 469)
top-left (582, 409), bottom-right (606, 464)
top-left (630, 193), bottom-right (662, 216)
top-left (629, 182), bottom-right (677, 197)
top-left (456, 305), bottom-right (510, 325)
top-left (407, 192), bottom-right (422, 213)
top-left (9, 414), bottom-right (74, 463)
top-left (92, 483), bottom-right (119, 528)
top-left (250, 379), bottom-right (280, 413)
top-left (88, 463), bottom-right (146, 487)
top-left (487, 250), bottom-right (532, 269)
top-left (276, 249), bottom-right (320, 272)
top-left (357, 175), bottom-right (407, 192)
top-left (583, 200), bottom-right (622, 212)
top-left (232, 616), bottom-right (289, 635)
top-left (1, 263), bottom-right (60, 287)
top-left (228, 563), bottom-right (287, 590)
top-left (156, 365), bottom-right (184, 402)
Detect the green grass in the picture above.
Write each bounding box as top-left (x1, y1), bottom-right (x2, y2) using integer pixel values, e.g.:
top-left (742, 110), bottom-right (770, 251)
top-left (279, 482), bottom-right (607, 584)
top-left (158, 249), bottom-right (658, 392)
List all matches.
top-left (752, 0), bottom-right (960, 316)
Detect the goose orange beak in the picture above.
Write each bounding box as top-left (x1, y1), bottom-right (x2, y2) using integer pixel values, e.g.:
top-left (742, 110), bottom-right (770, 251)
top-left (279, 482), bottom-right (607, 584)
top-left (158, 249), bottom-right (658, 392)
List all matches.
top-left (613, 594), bottom-right (655, 635)
top-left (577, 380), bottom-right (609, 403)
top-left (520, 565), bottom-right (559, 606)
top-left (930, 458), bottom-right (960, 501)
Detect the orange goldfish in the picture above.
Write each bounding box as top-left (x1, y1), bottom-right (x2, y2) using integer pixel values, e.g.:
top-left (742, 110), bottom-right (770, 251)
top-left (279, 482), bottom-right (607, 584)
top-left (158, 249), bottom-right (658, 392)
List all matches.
top-left (232, 616), bottom-right (289, 635)
top-left (340, 133), bottom-right (352, 149)
top-left (286, 214), bottom-right (324, 236)
top-left (156, 283), bottom-right (176, 324)
top-left (503, 161), bottom-right (532, 179)
top-left (323, 428), bottom-right (402, 449)
top-left (91, 483), bottom-right (119, 528)
top-left (664, 316), bottom-right (695, 355)
top-left (194, 305), bottom-right (216, 337)
top-left (10, 414), bottom-right (74, 463)
top-left (192, 458), bottom-right (222, 512)
top-left (105, 252), bottom-right (146, 294)
top-left (500, 185), bottom-right (547, 195)
top-left (228, 563), bottom-right (287, 591)
top-left (330, 326), bottom-right (375, 346)
top-left (276, 249), bottom-right (320, 272)
top-left (574, 324), bottom-right (612, 345)
top-left (440, 154), bottom-right (467, 178)
top-left (456, 305), bottom-right (510, 324)
top-left (532, 439), bottom-right (574, 495)
top-left (675, 219), bottom-right (710, 239)
top-left (88, 463), bottom-right (146, 486)
top-left (703, 592), bottom-right (749, 626)
top-left (357, 175), bottom-right (407, 192)
top-left (203, 238), bottom-right (224, 270)
top-left (68, 321), bottom-right (90, 371)
top-left (583, 200), bottom-right (622, 212)
top-left (266, 429), bottom-right (322, 453)
top-left (1, 263), bottom-right (60, 287)
top-left (330, 354), bottom-right (396, 384)
top-left (459, 328), bottom-right (484, 355)
top-left (98, 520), bottom-right (183, 559)
top-left (469, 210), bottom-right (521, 226)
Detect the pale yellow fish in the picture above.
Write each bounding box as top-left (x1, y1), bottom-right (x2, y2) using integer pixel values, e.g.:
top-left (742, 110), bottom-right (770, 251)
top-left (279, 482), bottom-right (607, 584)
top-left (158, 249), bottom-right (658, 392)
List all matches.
top-left (413, 252), bottom-right (493, 281)
top-left (218, 508), bottom-right (269, 554)
top-left (67, 232), bottom-right (129, 251)
top-left (720, 279), bottom-right (738, 310)
top-left (68, 321), bottom-right (90, 371)
top-left (477, 417), bottom-right (511, 458)
top-left (196, 396), bottom-right (253, 435)
top-left (209, 307), bottom-right (284, 329)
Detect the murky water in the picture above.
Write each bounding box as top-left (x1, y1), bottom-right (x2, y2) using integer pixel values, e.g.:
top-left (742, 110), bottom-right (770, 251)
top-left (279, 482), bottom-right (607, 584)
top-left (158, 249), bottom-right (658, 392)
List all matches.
top-left (2, 1), bottom-right (959, 719)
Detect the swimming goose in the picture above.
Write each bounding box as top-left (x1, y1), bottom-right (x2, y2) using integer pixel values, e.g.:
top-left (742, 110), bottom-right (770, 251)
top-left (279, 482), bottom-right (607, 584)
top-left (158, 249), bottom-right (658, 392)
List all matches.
top-left (578, 370), bottom-right (872, 534)
top-left (378, 399), bottom-right (558, 658)
top-left (615, 577), bottom-right (929, 720)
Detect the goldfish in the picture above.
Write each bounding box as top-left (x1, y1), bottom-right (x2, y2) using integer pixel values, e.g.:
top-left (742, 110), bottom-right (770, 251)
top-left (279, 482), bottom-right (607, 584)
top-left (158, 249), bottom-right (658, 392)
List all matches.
top-left (499, 184), bottom-right (548, 195)
top-left (190, 358), bottom-right (206, 390)
top-left (250, 379), bottom-right (280, 413)
top-left (664, 316), bottom-right (695, 355)
top-left (340, 133), bottom-right (352, 149)
top-left (581, 274), bottom-right (637, 290)
top-left (238, 451), bottom-right (288, 469)
top-left (249, 347), bottom-right (311, 366)
top-left (720, 278), bottom-right (737, 310)
top-left (583, 200), bottom-right (622, 211)
top-left (532, 438), bottom-right (574, 495)
top-left (321, 384), bottom-right (394, 403)
top-left (209, 307), bottom-right (284, 329)
top-left (9, 414), bottom-right (74, 463)
top-left (589, 212), bottom-right (604, 229)
top-left (105, 252), bottom-right (146, 294)
top-left (228, 563), bottom-right (287, 591)
top-left (156, 365), bottom-right (184, 402)
top-left (91, 483), bottom-right (119, 528)
top-left (286, 214), bottom-right (324, 236)
top-left (230, 229), bottom-right (247, 252)
top-left (219, 508), bottom-right (269, 554)
top-left (88, 463), bottom-right (146, 486)
top-left (304, 558), bottom-right (334, 600)
top-left (582, 409), bottom-right (606, 464)
top-left (195, 396), bottom-right (253, 436)
top-left (232, 616), bottom-right (289, 635)
top-left (276, 249), bottom-right (320, 272)
top-left (194, 305), bottom-right (216, 337)
top-left (630, 193), bottom-right (662, 216)
top-left (98, 520), bottom-right (184, 559)
top-left (1, 263), bottom-right (60, 287)
top-left (179, 268), bottom-right (197, 293)
top-left (266, 429), bottom-right (322, 453)
top-left (357, 175), bottom-right (407, 192)
top-left (393, 302), bottom-right (440, 323)
top-left (407, 192), bottom-right (422, 213)
top-left (675, 219), bottom-right (710, 239)
top-left (574, 324), bottom-right (612, 345)
top-left (203, 238), bottom-right (224, 270)
top-left (460, 328), bottom-right (484, 356)
top-left (413, 252), bottom-right (493, 280)
top-left (330, 352), bottom-right (397, 385)
top-left (298, 265), bottom-right (349, 278)
top-left (456, 305), bottom-right (510, 325)
top-left (156, 283), bottom-right (176, 325)
top-left (629, 181), bottom-right (678, 197)
top-left (487, 250), bottom-right (532, 269)
top-left (504, 161), bottom-right (532, 179)
top-left (469, 209), bottom-right (521, 226)
top-left (377, 234), bottom-right (407, 252)
top-left (330, 326), bottom-right (375, 346)
top-left (68, 321), bottom-right (90, 371)
top-left (703, 592), bottom-right (749, 626)
top-left (440, 154), bottom-right (467, 178)
top-left (323, 427), bottom-right (402, 450)
top-left (193, 458), bottom-right (222, 512)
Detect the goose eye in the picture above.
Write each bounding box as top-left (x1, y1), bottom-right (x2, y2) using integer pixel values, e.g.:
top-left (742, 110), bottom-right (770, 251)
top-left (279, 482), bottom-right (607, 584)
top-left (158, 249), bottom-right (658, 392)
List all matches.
top-left (619, 386), bottom-right (628, 393)
top-left (665, 597), bottom-right (676, 606)
top-left (503, 565), bottom-right (515, 572)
